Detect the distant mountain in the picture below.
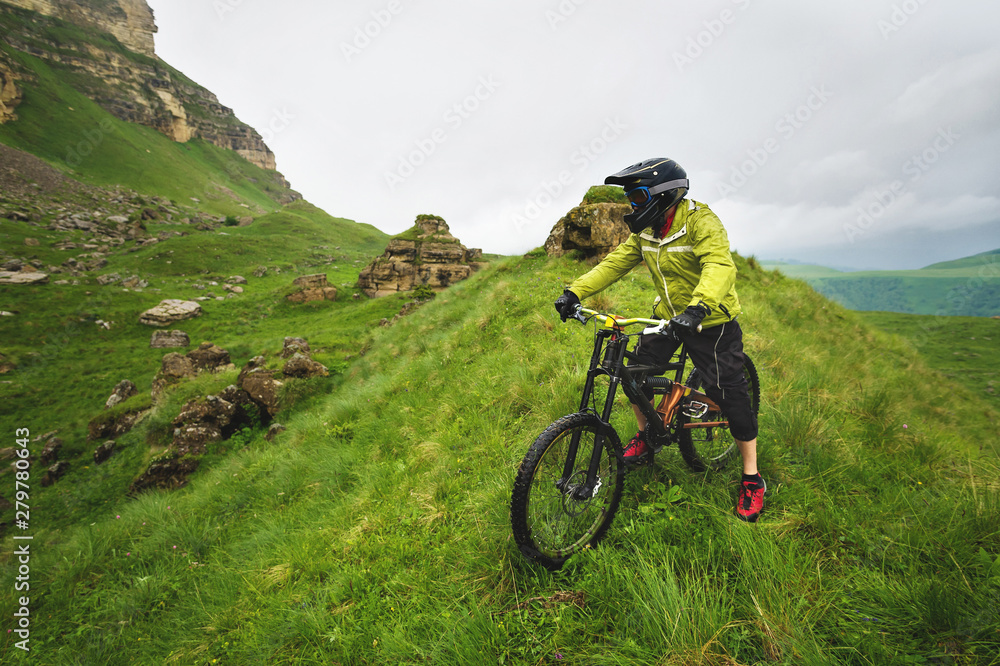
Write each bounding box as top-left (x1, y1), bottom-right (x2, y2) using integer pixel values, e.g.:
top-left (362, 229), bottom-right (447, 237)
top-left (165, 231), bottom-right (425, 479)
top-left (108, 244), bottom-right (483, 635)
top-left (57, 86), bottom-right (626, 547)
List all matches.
top-left (922, 248), bottom-right (1000, 271)
top-left (760, 249), bottom-right (1000, 316)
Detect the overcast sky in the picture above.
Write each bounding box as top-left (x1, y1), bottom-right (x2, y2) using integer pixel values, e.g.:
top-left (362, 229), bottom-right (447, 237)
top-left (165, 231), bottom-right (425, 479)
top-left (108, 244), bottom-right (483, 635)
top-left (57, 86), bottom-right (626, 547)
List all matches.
top-left (145, 0), bottom-right (1000, 270)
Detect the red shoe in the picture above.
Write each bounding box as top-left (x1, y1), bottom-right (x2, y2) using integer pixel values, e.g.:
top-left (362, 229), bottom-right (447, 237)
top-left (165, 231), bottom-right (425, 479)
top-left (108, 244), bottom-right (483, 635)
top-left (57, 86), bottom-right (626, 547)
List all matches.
top-left (623, 432), bottom-right (648, 461)
top-left (736, 477), bottom-right (766, 522)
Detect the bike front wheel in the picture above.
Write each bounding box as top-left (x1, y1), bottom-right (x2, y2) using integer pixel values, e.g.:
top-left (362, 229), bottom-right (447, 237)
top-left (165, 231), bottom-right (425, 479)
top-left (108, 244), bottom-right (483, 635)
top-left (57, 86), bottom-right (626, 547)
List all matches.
top-left (677, 353), bottom-right (761, 472)
top-left (510, 413), bottom-right (625, 569)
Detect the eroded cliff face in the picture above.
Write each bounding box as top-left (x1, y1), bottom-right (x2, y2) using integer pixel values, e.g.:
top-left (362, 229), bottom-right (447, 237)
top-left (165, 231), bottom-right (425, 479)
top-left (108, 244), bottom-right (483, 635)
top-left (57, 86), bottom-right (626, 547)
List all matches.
top-left (0, 55), bottom-right (23, 123)
top-left (0, 1), bottom-right (283, 175)
top-left (3, 0), bottom-right (156, 57)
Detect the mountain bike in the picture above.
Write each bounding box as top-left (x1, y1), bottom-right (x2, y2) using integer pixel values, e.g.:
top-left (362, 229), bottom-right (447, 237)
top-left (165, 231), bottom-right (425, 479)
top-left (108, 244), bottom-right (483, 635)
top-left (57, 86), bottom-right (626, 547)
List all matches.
top-left (509, 306), bottom-right (760, 569)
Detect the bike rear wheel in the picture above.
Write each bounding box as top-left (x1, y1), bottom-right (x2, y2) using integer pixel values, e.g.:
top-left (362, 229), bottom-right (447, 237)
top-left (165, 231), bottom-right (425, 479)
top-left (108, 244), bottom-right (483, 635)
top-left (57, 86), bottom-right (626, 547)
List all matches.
top-left (677, 353), bottom-right (761, 472)
top-left (510, 412), bottom-right (625, 569)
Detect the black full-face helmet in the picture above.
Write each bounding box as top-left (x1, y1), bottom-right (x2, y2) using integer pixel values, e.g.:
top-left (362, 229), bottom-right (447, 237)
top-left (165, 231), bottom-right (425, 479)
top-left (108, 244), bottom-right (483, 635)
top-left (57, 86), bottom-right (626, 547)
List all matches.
top-left (605, 158), bottom-right (689, 234)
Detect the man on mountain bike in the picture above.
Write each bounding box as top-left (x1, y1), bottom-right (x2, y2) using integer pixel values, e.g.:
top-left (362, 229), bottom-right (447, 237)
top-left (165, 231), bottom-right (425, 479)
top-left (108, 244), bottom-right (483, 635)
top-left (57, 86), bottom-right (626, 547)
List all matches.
top-left (554, 158), bottom-right (765, 522)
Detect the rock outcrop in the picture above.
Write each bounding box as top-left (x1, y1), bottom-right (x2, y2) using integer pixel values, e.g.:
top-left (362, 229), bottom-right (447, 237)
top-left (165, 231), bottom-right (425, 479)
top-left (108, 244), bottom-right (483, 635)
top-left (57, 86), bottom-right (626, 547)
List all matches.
top-left (0, 271), bottom-right (48, 284)
top-left (139, 299), bottom-right (202, 326)
top-left (357, 215), bottom-right (483, 297)
top-left (544, 201), bottom-right (632, 260)
top-left (150, 330), bottom-right (190, 348)
top-left (286, 274), bottom-right (337, 303)
top-left (0, 56), bottom-right (23, 123)
top-left (3, 0), bottom-right (157, 56)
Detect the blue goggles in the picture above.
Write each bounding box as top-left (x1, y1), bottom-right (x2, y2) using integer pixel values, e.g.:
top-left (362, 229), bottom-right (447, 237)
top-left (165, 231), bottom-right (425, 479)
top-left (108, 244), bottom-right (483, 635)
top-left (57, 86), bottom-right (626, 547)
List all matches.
top-left (625, 179), bottom-right (689, 207)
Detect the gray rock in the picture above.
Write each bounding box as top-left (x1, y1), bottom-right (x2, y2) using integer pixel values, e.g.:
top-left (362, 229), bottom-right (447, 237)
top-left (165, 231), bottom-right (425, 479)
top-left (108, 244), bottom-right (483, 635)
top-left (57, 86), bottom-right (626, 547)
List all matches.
top-left (105, 379), bottom-right (139, 410)
top-left (283, 353), bottom-right (328, 378)
top-left (139, 299), bottom-right (202, 326)
top-left (0, 271), bottom-right (48, 285)
top-left (94, 440), bottom-right (115, 464)
top-left (150, 330), bottom-right (190, 348)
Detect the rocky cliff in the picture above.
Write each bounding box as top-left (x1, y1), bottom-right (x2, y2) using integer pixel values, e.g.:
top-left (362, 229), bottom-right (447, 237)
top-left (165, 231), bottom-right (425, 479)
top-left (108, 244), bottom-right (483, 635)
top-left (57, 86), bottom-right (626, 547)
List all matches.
top-left (3, 0), bottom-right (156, 56)
top-left (357, 216), bottom-right (483, 298)
top-left (0, 1), bottom-right (284, 176)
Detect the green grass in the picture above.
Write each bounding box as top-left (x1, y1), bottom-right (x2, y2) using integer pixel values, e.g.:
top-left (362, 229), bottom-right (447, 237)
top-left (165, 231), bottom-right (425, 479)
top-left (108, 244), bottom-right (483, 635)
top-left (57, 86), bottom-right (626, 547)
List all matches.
top-left (867, 311), bottom-right (1000, 411)
top-left (0, 42), bottom-right (293, 217)
top-left (3, 254), bottom-right (999, 664)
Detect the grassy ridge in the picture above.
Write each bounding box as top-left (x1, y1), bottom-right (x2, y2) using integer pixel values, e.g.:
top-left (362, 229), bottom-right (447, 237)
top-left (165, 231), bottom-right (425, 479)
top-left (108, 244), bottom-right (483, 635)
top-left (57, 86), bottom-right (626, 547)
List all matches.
top-left (3, 254), bottom-right (998, 664)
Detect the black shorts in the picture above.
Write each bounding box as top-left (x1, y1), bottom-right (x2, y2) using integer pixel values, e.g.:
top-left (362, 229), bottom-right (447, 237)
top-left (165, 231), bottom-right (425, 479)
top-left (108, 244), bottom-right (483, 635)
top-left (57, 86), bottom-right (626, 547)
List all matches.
top-left (631, 320), bottom-right (758, 441)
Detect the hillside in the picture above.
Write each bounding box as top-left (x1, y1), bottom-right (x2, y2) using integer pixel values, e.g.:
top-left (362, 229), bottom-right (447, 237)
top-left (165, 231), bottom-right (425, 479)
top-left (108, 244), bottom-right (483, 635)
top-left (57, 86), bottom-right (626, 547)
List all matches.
top-left (761, 251), bottom-right (1000, 316)
top-left (2, 250), bottom-right (998, 664)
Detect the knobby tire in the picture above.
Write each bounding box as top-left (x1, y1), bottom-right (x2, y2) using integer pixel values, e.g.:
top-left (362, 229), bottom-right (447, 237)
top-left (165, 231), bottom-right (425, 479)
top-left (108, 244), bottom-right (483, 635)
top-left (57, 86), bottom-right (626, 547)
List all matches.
top-left (510, 413), bottom-right (625, 569)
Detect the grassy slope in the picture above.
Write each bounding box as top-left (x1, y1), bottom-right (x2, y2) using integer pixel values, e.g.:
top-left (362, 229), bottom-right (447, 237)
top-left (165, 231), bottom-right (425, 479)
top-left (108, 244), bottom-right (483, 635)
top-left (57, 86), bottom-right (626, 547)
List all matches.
top-left (3, 254), bottom-right (998, 665)
top-left (867, 311), bottom-right (1000, 411)
top-left (0, 43), bottom-right (292, 217)
top-left (0, 200), bottom-right (387, 498)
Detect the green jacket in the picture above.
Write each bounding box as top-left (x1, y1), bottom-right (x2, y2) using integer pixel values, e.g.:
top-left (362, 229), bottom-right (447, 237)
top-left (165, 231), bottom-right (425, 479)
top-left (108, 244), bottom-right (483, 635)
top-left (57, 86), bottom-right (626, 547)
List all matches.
top-left (568, 199), bottom-right (741, 328)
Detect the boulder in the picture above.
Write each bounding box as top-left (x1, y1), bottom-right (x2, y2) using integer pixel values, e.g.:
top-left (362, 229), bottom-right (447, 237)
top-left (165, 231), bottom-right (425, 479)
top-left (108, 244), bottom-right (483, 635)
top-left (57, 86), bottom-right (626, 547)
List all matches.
top-left (139, 299), bottom-right (202, 326)
top-left (286, 274), bottom-right (337, 303)
top-left (160, 352), bottom-right (195, 379)
top-left (150, 329), bottom-right (190, 348)
top-left (129, 456), bottom-right (200, 494)
top-left (279, 337), bottom-right (311, 358)
top-left (105, 379), bottom-right (138, 410)
top-left (227, 275), bottom-right (248, 285)
top-left (88, 408), bottom-right (145, 441)
top-left (93, 440), bottom-right (115, 464)
top-left (186, 342), bottom-right (231, 372)
top-left (40, 461), bottom-right (70, 487)
top-left (238, 357), bottom-right (283, 417)
top-left (544, 202), bottom-right (631, 259)
top-left (40, 437), bottom-right (63, 465)
top-left (282, 353), bottom-right (328, 378)
top-left (0, 271), bottom-right (48, 285)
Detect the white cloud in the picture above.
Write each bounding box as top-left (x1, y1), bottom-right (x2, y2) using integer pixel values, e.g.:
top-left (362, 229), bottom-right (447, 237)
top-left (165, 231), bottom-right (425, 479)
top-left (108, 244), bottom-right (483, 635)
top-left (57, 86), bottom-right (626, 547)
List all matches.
top-left (145, 0), bottom-right (1000, 269)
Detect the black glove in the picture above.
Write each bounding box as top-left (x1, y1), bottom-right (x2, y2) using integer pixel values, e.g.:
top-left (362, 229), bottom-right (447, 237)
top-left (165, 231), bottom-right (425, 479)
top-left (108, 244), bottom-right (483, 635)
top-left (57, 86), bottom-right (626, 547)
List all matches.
top-left (553, 289), bottom-right (581, 322)
top-left (669, 303), bottom-right (710, 339)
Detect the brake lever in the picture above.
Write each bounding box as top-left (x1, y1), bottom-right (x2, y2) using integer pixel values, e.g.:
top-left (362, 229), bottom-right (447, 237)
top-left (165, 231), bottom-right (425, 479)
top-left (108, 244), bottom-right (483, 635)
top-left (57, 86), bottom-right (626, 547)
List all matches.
top-left (570, 305), bottom-right (589, 324)
top-left (641, 320), bottom-right (669, 336)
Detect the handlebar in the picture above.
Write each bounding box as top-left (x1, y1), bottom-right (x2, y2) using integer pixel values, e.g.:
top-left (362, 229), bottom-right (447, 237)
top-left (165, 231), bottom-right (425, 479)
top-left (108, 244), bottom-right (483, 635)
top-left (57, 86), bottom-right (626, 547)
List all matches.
top-left (570, 305), bottom-right (701, 335)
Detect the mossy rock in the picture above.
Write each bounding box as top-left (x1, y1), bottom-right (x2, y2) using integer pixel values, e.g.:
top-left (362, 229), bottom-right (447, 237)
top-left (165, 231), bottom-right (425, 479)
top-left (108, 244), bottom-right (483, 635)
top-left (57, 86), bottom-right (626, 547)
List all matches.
top-left (581, 185), bottom-right (628, 206)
